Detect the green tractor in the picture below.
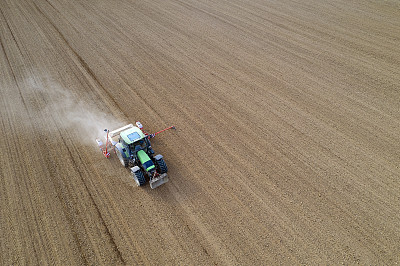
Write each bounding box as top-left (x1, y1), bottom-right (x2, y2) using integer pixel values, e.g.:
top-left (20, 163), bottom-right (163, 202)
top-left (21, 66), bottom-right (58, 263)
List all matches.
top-left (96, 122), bottom-right (175, 189)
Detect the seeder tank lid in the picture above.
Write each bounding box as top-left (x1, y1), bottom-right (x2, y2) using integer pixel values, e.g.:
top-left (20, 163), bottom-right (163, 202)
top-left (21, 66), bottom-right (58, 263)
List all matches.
top-left (120, 127), bottom-right (146, 144)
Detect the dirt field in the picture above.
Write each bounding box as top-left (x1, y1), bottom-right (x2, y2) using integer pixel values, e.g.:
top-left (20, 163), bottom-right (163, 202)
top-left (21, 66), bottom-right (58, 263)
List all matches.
top-left (1, 0), bottom-right (399, 264)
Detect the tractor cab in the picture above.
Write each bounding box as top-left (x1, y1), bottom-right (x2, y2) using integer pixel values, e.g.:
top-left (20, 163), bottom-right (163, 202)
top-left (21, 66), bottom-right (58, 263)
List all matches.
top-left (119, 127), bottom-right (155, 163)
top-left (120, 127), bottom-right (146, 146)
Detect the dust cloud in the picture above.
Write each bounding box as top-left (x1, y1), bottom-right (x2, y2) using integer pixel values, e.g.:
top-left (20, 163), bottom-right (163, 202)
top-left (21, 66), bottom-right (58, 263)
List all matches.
top-left (26, 76), bottom-right (125, 145)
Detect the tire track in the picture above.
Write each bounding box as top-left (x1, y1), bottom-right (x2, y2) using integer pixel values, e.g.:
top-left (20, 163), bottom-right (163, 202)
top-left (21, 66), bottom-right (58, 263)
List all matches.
top-left (58, 133), bottom-right (125, 264)
top-left (0, 8), bottom-right (28, 111)
top-left (25, 2), bottom-right (128, 263)
top-left (32, 0), bottom-right (126, 118)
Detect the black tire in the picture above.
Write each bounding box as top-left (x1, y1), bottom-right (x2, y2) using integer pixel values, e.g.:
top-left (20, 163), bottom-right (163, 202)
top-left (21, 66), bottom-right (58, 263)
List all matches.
top-left (115, 147), bottom-right (129, 167)
top-left (133, 170), bottom-right (146, 186)
top-left (156, 158), bottom-right (168, 174)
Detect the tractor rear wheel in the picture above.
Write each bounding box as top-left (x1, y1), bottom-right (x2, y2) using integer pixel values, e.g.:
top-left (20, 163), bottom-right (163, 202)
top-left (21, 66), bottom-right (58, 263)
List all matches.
top-left (115, 148), bottom-right (128, 167)
top-left (156, 158), bottom-right (168, 174)
top-left (133, 169), bottom-right (146, 186)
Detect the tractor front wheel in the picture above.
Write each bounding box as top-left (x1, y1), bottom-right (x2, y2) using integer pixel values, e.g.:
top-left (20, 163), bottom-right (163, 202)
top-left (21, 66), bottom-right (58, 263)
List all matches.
top-left (156, 158), bottom-right (168, 174)
top-left (133, 169), bottom-right (146, 186)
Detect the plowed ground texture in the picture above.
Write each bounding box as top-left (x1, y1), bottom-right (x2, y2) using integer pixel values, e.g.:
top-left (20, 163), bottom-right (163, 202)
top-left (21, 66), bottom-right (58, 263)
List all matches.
top-left (1, 0), bottom-right (399, 264)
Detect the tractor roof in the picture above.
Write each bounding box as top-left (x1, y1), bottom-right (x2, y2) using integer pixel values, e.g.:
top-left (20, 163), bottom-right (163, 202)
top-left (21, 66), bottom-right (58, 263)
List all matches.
top-left (120, 127), bottom-right (146, 144)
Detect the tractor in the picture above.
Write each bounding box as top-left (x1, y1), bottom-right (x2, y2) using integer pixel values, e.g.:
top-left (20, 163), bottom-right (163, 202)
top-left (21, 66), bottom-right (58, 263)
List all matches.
top-left (96, 121), bottom-right (175, 189)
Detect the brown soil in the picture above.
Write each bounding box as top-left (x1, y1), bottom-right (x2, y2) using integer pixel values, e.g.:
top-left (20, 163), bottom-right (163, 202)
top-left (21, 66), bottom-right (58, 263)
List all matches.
top-left (1, 0), bottom-right (399, 264)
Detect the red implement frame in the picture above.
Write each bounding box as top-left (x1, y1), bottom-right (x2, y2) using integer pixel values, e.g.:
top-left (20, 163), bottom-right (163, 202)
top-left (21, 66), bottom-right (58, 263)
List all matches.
top-left (96, 129), bottom-right (111, 158)
top-left (151, 125), bottom-right (176, 138)
top-left (97, 123), bottom-right (175, 159)
top-left (136, 121), bottom-right (176, 139)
